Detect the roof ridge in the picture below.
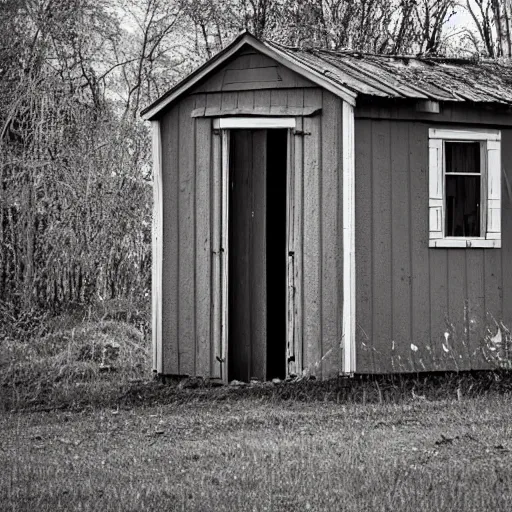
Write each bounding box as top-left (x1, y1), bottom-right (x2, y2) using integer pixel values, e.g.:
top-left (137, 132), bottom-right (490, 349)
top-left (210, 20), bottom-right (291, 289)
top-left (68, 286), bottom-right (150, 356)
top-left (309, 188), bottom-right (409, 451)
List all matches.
top-left (265, 38), bottom-right (501, 65)
top-left (313, 48), bottom-right (477, 64)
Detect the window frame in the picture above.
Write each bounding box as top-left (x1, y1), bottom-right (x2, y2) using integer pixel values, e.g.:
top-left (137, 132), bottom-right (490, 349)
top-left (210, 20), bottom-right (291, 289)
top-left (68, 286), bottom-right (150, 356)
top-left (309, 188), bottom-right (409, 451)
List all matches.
top-left (428, 127), bottom-right (501, 249)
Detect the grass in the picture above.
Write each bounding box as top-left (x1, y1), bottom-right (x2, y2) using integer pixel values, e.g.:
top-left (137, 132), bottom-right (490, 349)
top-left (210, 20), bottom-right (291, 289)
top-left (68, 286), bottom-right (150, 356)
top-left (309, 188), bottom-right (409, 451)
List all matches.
top-left (2, 396), bottom-right (512, 511)
top-left (0, 319), bottom-right (150, 412)
top-left (3, 315), bottom-right (512, 510)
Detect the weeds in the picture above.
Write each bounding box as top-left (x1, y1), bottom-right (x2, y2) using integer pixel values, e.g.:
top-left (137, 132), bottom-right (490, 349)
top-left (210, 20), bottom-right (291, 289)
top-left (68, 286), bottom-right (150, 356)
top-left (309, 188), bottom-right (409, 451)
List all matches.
top-left (0, 319), bottom-right (150, 412)
top-left (3, 303), bottom-right (512, 413)
top-left (3, 312), bottom-right (512, 511)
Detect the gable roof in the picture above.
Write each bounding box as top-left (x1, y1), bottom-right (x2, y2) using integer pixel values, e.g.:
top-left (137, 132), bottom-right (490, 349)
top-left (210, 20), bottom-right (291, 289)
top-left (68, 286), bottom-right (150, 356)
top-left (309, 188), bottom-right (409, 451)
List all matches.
top-left (141, 32), bottom-right (356, 120)
top-left (141, 32), bottom-right (512, 120)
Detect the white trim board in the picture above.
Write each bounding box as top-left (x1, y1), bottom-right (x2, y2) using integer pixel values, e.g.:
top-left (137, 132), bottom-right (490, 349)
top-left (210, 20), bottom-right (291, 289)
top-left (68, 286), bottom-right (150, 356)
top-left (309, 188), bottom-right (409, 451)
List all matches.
top-left (151, 120), bottom-right (163, 373)
top-left (213, 117), bottom-right (296, 129)
top-left (220, 130), bottom-right (230, 383)
top-left (141, 32), bottom-right (356, 121)
top-left (211, 131), bottom-right (223, 379)
top-left (429, 128), bottom-right (501, 141)
top-left (192, 106), bottom-right (321, 118)
top-left (342, 102), bottom-right (356, 375)
top-left (429, 239), bottom-right (501, 248)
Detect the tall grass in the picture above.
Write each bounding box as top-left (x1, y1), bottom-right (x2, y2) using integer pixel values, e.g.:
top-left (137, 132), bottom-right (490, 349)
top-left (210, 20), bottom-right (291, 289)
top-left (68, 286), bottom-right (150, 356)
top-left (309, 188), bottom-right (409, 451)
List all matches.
top-left (3, 302), bottom-right (512, 414)
top-left (0, 320), bottom-right (150, 412)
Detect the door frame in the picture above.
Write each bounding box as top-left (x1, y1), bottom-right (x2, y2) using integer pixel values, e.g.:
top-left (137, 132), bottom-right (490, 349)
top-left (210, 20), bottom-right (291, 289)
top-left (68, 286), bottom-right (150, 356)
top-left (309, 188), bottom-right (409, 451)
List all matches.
top-left (212, 117), bottom-right (297, 382)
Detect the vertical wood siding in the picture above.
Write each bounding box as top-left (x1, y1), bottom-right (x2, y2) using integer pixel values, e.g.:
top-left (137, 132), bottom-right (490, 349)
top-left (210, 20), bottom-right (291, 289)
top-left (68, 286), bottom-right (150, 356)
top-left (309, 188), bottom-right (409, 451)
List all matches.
top-left (302, 90), bottom-right (322, 377)
top-left (321, 92), bottom-right (342, 377)
top-left (159, 84), bottom-right (344, 378)
top-left (295, 89), bottom-right (344, 379)
top-left (355, 119), bottom-right (512, 373)
top-left (178, 97), bottom-right (196, 376)
top-left (194, 105), bottom-right (212, 377)
top-left (160, 105), bottom-right (179, 374)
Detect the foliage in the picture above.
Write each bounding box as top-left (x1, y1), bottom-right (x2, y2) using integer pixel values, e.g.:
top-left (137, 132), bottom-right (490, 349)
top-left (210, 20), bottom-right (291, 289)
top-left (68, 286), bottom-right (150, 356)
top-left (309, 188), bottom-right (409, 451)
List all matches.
top-left (181, 0), bottom-right (463, 55)
top-left (0, 1), bottom-right (152, 317)
top-left (3, 315), bottom-right (512, 410)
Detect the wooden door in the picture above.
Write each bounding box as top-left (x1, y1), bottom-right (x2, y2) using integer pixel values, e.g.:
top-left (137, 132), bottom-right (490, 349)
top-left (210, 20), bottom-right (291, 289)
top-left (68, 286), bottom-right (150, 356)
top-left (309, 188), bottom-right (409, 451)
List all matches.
top-left (228, 130), bottom-right (267, 381)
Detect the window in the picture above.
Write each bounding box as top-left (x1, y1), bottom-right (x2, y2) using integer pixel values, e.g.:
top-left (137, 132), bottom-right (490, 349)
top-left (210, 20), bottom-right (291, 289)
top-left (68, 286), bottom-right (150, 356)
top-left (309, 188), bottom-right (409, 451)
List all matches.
top-left (428, 128), bottom-right (501, 248)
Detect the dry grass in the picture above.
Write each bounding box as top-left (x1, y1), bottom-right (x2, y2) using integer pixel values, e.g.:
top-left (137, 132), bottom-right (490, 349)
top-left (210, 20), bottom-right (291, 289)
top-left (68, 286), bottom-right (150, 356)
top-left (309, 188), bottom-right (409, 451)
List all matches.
top-left (3, 317), bottom-right (512, 413)
top-left (0, 320), bottom-right (150, 412)
top-left (3, 311), bottom-right (512, 413)
top-left (3, 319), bottom-right (512, 510)
top-left (2, 396), bottom-right (512, 511)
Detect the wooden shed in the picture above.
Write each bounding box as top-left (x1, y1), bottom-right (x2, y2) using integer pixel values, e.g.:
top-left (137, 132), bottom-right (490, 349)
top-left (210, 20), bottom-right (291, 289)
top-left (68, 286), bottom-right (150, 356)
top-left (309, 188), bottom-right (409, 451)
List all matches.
top-left (141, 32), bottom-right (512, 380)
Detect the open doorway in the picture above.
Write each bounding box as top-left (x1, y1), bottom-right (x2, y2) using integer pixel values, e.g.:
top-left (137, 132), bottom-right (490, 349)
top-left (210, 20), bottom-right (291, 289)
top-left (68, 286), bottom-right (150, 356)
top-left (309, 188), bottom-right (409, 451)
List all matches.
top-left (228, 129), bottom-right (288, 382)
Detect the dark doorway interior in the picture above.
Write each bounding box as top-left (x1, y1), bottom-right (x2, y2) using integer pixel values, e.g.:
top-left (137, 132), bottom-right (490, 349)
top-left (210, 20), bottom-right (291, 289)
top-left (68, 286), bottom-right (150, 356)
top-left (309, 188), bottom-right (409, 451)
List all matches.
top-left (228, 128), bottom-right (287, 382)
top-left (266, 129), bottom-right (287, 380)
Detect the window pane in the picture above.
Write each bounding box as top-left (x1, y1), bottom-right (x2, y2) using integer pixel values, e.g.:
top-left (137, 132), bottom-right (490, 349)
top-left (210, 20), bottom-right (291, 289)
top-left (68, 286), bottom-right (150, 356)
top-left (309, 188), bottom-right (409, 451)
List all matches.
top-left (445, 142), bottom-right (480, 173)
top-left (445, 175), bottom-right (481, 237)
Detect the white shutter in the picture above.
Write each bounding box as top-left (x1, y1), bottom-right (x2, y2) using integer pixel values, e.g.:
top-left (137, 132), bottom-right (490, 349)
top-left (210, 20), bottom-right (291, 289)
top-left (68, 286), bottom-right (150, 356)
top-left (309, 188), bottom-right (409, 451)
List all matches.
top-left (486, 140), bottom-right (501, 241)
top-left (429, 137), bottom-right (444, 242)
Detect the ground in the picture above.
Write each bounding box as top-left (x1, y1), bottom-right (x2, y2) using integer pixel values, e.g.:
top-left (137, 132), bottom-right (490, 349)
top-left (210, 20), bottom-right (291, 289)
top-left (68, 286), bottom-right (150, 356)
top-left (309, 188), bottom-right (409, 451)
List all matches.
top-left (2, 394), bottom-right (512, 511)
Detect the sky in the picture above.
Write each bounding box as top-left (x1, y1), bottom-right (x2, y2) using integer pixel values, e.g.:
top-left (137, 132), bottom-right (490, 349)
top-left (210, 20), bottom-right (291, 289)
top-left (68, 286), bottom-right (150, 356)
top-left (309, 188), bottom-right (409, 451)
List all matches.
top-left (448, 3), bottom-right (474, 28)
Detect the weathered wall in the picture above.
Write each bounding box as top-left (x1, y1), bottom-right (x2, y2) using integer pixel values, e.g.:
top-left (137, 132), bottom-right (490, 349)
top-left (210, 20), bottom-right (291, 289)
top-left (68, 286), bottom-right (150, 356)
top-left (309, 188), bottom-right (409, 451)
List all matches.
top-left (158, 47), bottom-right (345, 378)
top-left (354, 111), bottom-right (512, 373)
top-left (297, 89), bottom-right (344, 379)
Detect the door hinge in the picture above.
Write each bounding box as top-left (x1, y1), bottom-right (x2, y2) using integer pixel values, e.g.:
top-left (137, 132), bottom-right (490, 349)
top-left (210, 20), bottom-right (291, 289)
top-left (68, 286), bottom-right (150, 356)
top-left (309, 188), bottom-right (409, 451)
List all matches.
top-left (293, 129), bottom-right (311, 136)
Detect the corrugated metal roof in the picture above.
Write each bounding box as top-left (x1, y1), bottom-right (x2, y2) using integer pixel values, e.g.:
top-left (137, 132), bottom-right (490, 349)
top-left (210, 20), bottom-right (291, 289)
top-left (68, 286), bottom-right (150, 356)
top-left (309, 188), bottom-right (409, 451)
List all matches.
top-left (267, 40), bottom-right (512, 105)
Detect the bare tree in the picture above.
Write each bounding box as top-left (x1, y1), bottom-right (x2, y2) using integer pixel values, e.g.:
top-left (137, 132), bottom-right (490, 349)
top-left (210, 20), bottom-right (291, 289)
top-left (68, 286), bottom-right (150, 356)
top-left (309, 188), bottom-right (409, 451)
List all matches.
top-left (0, 0), bottom-right (152, 313)
top-left (466, 0), bottom-right (512, 57)
top-left (416, 0), bottom-right (458, 54)
top-left (112, 0), bottom-right (183, 117)
top-left (492, 0), bottom-right (512, 57)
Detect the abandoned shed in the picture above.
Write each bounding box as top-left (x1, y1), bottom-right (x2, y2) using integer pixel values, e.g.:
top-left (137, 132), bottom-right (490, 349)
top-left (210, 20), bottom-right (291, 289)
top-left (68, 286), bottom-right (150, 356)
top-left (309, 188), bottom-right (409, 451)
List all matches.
top-left (141, 31), bottom-right (512, 381)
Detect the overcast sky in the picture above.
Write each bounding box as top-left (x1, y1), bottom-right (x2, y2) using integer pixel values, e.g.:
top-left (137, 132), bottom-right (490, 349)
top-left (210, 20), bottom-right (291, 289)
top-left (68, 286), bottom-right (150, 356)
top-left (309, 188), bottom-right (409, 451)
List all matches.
top-left (447, 2), bottom-right (475, 29)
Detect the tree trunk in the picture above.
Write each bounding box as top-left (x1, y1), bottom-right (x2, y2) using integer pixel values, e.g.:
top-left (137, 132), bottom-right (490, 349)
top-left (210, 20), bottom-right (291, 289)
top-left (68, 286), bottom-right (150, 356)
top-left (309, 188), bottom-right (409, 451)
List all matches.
top-left (493, 0), bottom-right (512, 57)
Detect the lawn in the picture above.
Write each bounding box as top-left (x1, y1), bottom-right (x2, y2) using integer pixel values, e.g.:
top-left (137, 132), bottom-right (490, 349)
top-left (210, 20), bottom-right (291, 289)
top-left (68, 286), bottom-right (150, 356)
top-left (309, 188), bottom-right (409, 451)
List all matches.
top-left (2, 394), bottom-right (512, 511)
